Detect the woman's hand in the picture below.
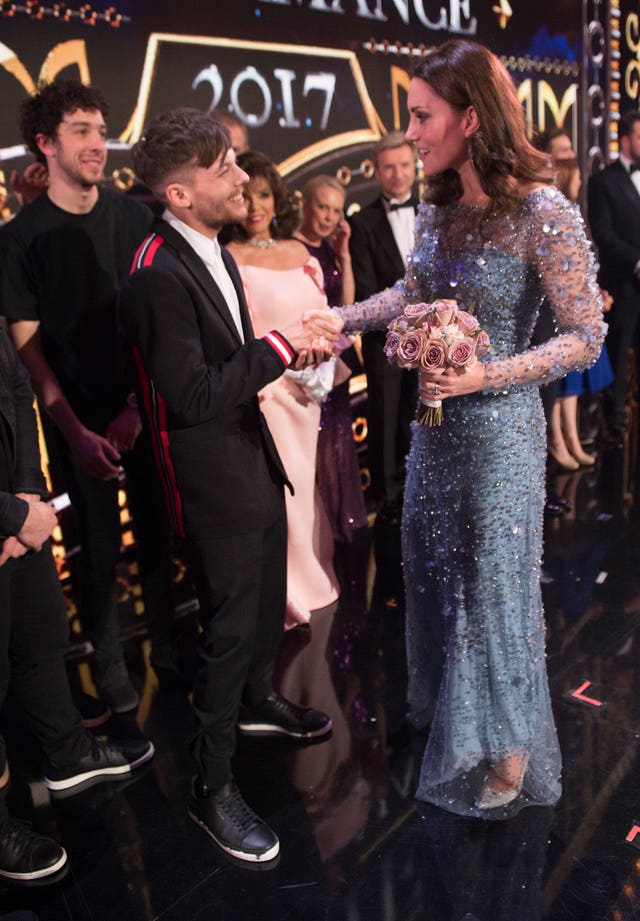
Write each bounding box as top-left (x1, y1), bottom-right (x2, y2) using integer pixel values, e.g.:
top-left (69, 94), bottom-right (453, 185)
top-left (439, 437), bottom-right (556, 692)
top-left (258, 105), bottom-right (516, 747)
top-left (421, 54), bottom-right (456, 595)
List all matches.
top-left (419, 362), bottom-right (486, 401)
top-left (331, 220), bottom-right (351, 261)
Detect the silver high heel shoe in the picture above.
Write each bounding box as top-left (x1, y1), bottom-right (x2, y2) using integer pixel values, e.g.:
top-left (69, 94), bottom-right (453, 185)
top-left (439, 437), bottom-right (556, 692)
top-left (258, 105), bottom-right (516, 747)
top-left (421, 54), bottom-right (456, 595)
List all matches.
top-left (475, 754), bottom-right (529, 810)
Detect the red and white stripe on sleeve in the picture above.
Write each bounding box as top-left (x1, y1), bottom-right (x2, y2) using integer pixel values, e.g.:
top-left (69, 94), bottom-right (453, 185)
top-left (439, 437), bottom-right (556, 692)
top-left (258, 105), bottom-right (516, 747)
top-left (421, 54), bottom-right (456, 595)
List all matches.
top-left (263, 330), bottom-right (296, 367)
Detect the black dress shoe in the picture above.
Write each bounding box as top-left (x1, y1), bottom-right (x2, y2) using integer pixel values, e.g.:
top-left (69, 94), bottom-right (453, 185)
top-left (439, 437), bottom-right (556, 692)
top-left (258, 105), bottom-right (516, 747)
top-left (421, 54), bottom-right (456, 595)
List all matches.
top-left (188, 781), bottom-right (279, 863)
top-left (45, 737), bottom-right (155, 792)
top-left (237, 691), bottom-right (332, 739)
top-left (0, 820), bottom-right (67, 881)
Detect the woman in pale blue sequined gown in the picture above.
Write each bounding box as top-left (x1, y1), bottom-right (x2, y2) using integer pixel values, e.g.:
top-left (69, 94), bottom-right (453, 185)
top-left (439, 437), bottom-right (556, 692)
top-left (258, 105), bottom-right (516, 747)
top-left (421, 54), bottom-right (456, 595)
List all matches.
top-left (337, 40), bottom-right (605, 819)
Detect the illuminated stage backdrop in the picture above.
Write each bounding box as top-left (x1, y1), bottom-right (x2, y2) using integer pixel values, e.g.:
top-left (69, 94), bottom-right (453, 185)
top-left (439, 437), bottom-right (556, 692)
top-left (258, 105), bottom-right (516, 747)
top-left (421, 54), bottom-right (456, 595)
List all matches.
top-left (0, 0), bottom-right (618, 208)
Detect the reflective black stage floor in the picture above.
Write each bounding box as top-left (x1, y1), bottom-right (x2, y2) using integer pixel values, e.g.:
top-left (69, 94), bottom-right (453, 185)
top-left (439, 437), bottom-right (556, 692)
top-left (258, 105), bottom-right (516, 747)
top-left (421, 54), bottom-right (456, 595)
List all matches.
top-left (4, 445), bottom-right (640, 920)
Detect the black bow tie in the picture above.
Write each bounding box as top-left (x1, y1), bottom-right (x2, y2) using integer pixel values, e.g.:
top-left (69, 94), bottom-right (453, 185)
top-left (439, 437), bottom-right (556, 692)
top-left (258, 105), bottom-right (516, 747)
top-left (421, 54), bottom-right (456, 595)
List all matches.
top-left (386, 199), bottom-right (414, 212)
top-left (630, 163), bottom-right (640, 174)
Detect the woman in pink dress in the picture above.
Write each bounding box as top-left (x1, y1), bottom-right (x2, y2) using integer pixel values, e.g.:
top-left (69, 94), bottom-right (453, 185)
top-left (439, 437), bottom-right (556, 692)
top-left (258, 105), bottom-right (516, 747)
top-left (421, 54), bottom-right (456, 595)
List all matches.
top-left (224, 152), bottom-right (340, 628)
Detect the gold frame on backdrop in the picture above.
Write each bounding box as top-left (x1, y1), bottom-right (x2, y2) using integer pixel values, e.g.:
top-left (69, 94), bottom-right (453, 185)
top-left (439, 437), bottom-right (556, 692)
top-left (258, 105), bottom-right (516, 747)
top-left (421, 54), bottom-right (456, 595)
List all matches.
top-left (121, 32), bottom-right (386, 176)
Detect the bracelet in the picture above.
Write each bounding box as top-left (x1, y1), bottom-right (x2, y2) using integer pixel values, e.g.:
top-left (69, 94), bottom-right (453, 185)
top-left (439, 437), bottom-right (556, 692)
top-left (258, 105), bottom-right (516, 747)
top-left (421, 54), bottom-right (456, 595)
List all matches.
top-left (125, 391), bottom-right (138, 410)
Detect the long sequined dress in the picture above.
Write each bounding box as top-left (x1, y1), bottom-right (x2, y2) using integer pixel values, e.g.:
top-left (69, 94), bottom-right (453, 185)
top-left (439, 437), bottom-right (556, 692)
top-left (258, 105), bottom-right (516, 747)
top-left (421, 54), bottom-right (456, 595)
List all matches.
top-left (338, 188), bottom-right (605, 818)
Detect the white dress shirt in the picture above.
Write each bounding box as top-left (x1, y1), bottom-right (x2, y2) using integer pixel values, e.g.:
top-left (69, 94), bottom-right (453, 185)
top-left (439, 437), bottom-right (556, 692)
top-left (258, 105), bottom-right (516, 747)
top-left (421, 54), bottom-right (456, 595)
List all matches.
top-left (163, 209), bottom-right (245, 343)
top-left (383, 196), bottom-right (416, 268)
top-left (620, 153), bottom-right (640, 198)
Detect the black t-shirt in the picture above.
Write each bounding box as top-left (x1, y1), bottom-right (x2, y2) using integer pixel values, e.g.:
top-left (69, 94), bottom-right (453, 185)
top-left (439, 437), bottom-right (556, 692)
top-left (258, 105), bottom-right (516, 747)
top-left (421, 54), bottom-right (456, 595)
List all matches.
top-left (0, 188), bottom-right (152, 432)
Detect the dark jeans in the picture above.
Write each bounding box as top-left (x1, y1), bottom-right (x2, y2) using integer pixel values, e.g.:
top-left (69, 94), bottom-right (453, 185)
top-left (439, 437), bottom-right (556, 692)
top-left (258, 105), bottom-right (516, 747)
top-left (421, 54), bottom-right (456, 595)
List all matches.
top-left (185, 503), bottom-right (287, 790)
top-left (55, 429), bottom-right (174, 687)
top-left (0, 545), bottom-right (90, 776)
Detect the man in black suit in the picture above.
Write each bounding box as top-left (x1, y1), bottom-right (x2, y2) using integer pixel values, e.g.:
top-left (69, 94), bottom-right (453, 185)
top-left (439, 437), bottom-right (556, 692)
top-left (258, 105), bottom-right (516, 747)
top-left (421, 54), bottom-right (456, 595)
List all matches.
top-left (0, 318), bottom-right (153, 883)
top-left (120, 108), bottom-right (342, 864)
top-left (349, 132), bottom-right (419, 523)
top-left (588, 111), bottom-right (640, 438)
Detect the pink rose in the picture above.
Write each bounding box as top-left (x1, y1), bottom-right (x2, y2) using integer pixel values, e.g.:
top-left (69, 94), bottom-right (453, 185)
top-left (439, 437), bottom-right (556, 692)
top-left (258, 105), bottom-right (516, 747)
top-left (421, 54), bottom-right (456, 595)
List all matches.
top-left (396, 330), bottom-right (427, 367)
top-left (404, 302), bottom-right (432, 318)
top-left (420, 339), bottom-right (447, 371)
top-left (448, 337), bottom-right (477, 368)
top-left (457, 311), bottom-right (480, 333)
top-left (432, 298), bottom-right (458, 326)
top-left (403, 303), bottom-right (435, 332)
top-left (384, 331), bottom-right (401, 359)
top-left (474, 329), bottom-right (491, 356)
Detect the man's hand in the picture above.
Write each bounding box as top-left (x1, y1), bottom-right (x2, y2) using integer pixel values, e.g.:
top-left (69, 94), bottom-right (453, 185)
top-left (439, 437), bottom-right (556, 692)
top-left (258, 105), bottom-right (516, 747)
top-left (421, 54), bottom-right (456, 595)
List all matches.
top-left (282, 309), bottom-right (343, 356)
top-left (15, 497), bottom-right (58, 553)
top-left (106, 406), bottom-right (142, 454)
top-left (11, 163), bottom-right (48, 207)
top-left (68, 427), bottom-right (121, 480)
top-left (600, 288), bottom-right (613, 313)
top-left (293, 337), bottom-right (333, 369)
top-left (0, 537), bottom-right (29, 567)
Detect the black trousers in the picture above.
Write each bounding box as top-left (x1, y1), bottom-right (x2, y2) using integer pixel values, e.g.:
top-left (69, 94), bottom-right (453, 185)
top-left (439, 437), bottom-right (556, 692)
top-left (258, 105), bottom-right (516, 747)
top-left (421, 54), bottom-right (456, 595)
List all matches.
top-left (185, 500), bottom-right (287, 790)
top-left (603, 294), bottom-right (640, 431)
top-left (55, 429), bottom-right (174, 686)
top-left (361, 331), bottom-right (418, 507)
top-left (0, 545), bottom-right (90, 781)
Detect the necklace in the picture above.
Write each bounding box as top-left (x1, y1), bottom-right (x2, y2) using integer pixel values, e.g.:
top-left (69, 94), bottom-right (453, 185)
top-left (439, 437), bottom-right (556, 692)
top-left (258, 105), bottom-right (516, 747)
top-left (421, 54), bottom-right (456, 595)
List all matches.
top-left (248, 237), bottom-right (277, 249)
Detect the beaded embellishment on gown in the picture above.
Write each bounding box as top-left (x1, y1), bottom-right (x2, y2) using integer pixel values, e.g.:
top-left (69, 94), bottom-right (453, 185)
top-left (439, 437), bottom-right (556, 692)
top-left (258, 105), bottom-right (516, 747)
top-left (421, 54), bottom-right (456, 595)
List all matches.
top-left (338, 187), bottom-right (605, 818)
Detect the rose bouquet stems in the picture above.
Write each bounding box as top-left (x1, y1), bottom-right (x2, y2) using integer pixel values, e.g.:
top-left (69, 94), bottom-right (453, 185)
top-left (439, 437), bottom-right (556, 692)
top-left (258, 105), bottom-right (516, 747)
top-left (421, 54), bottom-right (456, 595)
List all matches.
top-left (384, 299), bottom-right (490, 427)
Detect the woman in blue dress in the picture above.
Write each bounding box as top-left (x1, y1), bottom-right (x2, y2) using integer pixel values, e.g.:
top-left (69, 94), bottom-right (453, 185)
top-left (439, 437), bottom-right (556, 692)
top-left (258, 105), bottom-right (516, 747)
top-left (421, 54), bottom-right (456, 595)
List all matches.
top-left (337, 40), bottom-right (605, 818)
top-left (548, 157), bottom-right (614, 469)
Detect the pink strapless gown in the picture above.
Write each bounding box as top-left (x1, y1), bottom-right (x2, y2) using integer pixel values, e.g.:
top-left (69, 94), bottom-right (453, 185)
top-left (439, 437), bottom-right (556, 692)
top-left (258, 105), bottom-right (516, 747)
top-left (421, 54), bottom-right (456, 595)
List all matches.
top-left (238, 258), bottom-right (340, 627)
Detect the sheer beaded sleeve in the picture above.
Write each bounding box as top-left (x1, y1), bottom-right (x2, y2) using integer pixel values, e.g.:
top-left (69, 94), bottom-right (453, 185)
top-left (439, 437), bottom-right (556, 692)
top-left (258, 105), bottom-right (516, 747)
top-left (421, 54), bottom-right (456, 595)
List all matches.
top-left (335, 281), bottom-right (406, 334)
top-left (484, 188), bottom-right (606, 390)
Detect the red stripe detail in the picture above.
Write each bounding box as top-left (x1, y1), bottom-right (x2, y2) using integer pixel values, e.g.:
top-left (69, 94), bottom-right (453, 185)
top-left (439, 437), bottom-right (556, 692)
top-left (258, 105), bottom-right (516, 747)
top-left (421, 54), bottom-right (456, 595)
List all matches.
top-left (141, 235), bottom-right (164, 267)
top-left (129, 234), bottom-right (165, 275)
top-left (265, 330), bottom-right (295, 365)
top-left (133, 346), bottom-right (186, 538)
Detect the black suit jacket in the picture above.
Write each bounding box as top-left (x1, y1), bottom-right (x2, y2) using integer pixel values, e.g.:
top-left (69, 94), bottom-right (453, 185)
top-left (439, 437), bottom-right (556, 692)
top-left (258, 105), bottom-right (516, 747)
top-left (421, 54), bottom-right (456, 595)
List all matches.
top-left (588, 159), bottom-right (640, 300)
top-left (0, 318), bottom-right (47, 539)
top-left (348, 195), bottom-right (419, 301)
top-left (120, 219), bottom-right (292, 540)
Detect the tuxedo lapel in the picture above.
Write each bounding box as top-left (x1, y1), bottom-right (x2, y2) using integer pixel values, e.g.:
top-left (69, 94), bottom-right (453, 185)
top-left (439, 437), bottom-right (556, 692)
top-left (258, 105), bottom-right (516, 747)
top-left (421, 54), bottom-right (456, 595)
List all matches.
top-left (371, 198), bottom-right (404, 273)
top-left (612, 159), bottom-right (640, 213)
top-left (154, 220), bottom-right (244, 345)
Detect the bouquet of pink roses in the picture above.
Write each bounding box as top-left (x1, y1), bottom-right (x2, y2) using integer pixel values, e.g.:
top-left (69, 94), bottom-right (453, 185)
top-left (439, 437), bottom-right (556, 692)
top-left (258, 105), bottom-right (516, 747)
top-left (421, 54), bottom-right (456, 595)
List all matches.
top-left (384, 298), bottom-right (490, 426)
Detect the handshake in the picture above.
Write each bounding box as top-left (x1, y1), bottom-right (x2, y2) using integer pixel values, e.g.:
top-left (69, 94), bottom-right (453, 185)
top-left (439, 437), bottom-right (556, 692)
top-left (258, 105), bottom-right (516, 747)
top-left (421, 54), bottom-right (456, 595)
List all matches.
top-left (283, 308), bottom-right (344, 369)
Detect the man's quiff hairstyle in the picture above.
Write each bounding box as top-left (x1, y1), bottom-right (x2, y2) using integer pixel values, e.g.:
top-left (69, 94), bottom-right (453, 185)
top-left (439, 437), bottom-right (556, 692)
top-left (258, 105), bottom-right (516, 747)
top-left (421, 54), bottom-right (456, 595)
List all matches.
top-left (19, 78), bottom-right (110, 166)
top-left (132, 108), bottom-right (230, 203)
top-left (373, 130), bottom-right (414, 167)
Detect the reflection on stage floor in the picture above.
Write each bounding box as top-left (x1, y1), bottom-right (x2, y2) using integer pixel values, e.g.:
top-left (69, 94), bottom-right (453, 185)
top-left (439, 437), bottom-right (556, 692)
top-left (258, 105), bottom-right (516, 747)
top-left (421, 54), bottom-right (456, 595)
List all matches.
top-left (3, 442), bottom-right (640, 920)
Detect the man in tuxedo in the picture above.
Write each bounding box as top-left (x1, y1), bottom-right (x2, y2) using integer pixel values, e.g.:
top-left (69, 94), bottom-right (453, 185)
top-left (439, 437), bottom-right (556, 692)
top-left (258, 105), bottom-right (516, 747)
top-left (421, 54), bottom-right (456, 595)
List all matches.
top-left (120, 108), bottom-right (341, 864)
top-left (588, 111), bottom-right (640, 438)
top-left (349, 132), bottom-right (418, 524)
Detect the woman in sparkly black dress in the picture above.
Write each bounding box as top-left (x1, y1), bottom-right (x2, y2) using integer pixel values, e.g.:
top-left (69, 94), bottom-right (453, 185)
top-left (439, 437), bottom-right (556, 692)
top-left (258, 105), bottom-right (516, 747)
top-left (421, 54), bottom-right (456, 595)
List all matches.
top-left (337, 40), bottom-right (604, 818)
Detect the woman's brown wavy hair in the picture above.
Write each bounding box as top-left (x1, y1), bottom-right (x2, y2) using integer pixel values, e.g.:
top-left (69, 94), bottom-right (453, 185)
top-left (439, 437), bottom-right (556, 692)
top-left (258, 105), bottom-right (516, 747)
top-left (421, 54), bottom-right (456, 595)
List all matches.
top-left (412, 40), bottom-right (553, 215)
top-left (221, 150), bottom-right (300, 243)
